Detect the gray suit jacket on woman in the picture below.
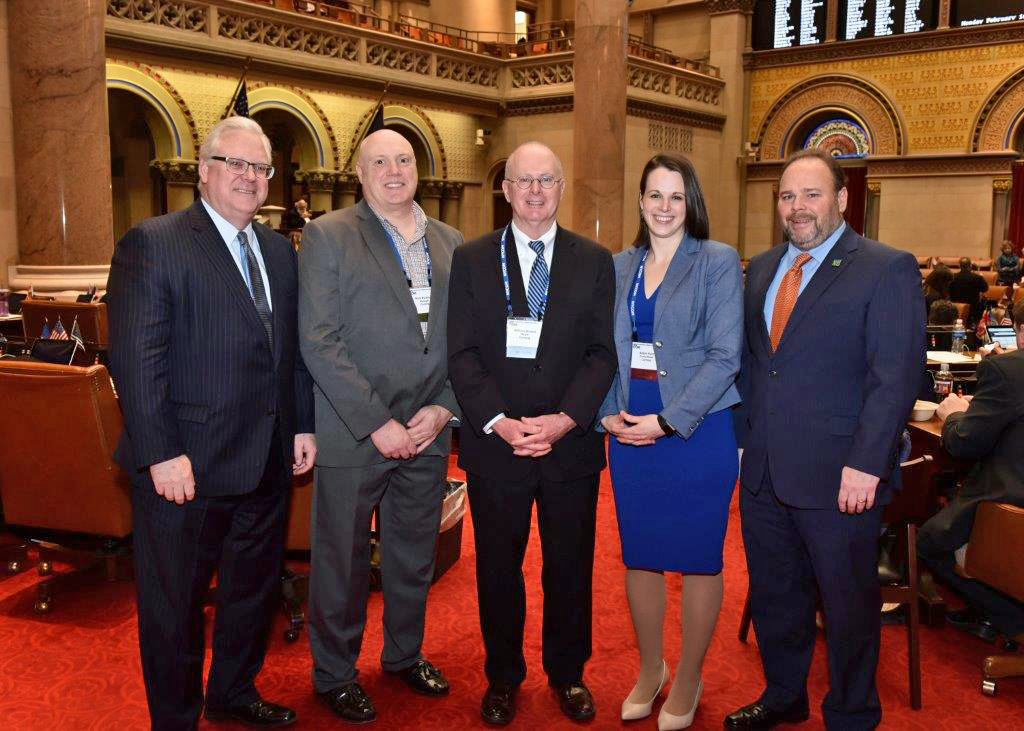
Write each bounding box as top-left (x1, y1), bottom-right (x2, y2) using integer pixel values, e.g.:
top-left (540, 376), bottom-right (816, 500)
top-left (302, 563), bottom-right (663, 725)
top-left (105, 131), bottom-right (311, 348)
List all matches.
top-left (598, 235), bottom-right (743, 439)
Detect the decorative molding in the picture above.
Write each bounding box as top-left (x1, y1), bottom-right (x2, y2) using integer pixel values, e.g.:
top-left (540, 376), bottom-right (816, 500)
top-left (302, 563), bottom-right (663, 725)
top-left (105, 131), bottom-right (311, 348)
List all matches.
top-left (108, 0), bottom-right (208, 32)
top-left (648, 122), bottom-right (694, 153)
top-left (754, 75), bottom-right (904, 160)
top-left (435, 58), bottom-right (499, 88)
top-left (866, 153), bottom-right (1017, 177)
top-left (442, 181), bottom-right (464, 199)
top-left (867, 180), bottom-right (881, 193)
top-left (972, 66), bottom-right (1024, 152)
top-left (628, 66), bottom-right (672, 94)
top-left (705, 0), bottom-right (756, 15)
top-left (107, 58), bottom-right (201, 158)
top-left (150, 159), bottom-right (199, 184)
top-left (747, 22), bottom-right (1024, 69)
top-left (511, 61), bottom-right (574, 89)
top-left (294, 168), bottom-right (336, 192)
top-left (247, 82), bottom-right (340, 167)
top-left (502, 95), bottom-right (575, 116)
top-left (627, 100), bottom-right (725, 130)
top-left (993, 178), bottom-right (1012, 192)
top-left (334, 172), bottom-right (360, 192)
top-left (419, 179), bottom-right (446, 198)
top-left (745, 162), bottom-right (784, 181)
top-left (366, 42), bottom-right (430, 76)
top-left (218, 9), bottom-right (360, 61)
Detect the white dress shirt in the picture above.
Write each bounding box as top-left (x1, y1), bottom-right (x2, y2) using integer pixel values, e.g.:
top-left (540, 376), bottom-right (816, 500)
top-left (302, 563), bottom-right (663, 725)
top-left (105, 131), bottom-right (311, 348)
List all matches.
top-left (201, 198), bottom-right (273, 310)
top-left (484, 220), bottom-right (558, 434)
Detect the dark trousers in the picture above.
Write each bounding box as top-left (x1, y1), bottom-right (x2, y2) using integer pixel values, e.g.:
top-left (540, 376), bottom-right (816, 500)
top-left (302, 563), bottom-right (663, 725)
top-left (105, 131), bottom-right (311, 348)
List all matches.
top-left (917, 505), bottom-right (1024, 637)
top-left (133, 439), bottom-right (288, 731)
top-left (308, 456), bottom-right (446, 692)
top-left (467, 470), bottom-right (599, 687)
top-left (740, 474), bottom-right (882, 731)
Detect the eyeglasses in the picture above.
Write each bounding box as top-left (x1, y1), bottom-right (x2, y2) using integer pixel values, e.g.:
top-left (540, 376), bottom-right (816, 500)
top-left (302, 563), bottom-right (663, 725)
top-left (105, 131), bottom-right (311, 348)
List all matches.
top-left (506, 175), bottom-right (562, 190)
top-left (210, 156), bottom-right (276, 180)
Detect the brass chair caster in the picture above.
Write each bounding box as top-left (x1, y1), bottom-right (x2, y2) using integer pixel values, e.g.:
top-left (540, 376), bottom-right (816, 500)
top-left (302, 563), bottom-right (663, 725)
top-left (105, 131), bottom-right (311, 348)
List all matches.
top-left (37, 561), bottom-right (52, 576)
top-left (5, 560), bottom-right (20, 573)
top-left (981, 678), bottom-right (997, 696)
top-left (33, 600), bottom-right (51, 614)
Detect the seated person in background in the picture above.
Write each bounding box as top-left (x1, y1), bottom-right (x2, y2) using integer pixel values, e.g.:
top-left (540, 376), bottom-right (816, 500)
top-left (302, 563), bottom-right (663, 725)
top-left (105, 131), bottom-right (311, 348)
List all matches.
top-left (996, 241), bottom-right (1020, 286)
top-left (988, 306), bottom-right (1012, 328)
top-left (283, 198), bottom-right (312, 229)
top-left (923, 265), bottom-right (954, 318)
top-left (928, 299), bottom-right (958, 351)
top-left (949, 256), bottom-right (989, 326)
top-left (918, 299), bottom-right (1024, 642)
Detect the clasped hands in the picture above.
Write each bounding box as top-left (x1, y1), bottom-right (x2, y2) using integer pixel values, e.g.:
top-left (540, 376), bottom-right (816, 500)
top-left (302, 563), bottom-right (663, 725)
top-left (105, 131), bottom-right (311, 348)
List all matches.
top-left (492, 412), bottom-right (576, 457)
top-left (601, 410), bottom-right (665, 446)
top-left (149, 433), bottom-right (317, 504)
top-left (370, 405), bottom-right (452, 460)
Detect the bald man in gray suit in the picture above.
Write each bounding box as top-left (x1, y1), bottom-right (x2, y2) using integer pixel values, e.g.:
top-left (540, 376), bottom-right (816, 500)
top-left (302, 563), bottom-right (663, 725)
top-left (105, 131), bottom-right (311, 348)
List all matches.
top-left (298, 130), bottom-right (462, 724)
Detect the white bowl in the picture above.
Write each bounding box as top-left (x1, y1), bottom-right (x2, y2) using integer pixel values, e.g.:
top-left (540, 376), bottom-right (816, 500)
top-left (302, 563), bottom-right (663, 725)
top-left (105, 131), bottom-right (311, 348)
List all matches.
top-left (911, 400), bottom-right (938, 421)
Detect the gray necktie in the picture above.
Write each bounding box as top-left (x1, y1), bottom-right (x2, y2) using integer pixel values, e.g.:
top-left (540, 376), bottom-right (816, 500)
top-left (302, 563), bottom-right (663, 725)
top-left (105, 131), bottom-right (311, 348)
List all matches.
top-left (238, 230), bottom-right (274, 352)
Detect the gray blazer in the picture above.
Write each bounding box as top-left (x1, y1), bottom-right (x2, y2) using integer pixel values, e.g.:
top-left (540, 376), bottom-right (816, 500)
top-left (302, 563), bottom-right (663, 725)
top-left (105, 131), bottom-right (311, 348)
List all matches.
top-left (298, 200), bottom-right (462, 466)
top-left (598, 236), bottom-right (743, 439)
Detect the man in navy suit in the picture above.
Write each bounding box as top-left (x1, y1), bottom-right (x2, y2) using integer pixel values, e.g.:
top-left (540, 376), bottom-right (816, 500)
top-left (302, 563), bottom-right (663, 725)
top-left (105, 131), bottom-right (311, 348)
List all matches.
top-left (108, 116), bottom-right (316, 730)
top-left (728, 149), bottom-right (924, 730)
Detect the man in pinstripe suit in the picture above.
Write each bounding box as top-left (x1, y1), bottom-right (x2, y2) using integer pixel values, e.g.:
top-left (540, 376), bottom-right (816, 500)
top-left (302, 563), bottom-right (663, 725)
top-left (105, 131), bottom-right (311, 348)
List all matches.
top-left (108, 116), bottom-right (316, 730)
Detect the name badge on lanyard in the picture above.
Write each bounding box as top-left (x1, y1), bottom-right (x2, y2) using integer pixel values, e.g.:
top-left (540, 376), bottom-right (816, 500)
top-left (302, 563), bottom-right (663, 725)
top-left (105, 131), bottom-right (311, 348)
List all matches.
top-left (410, 286), bottom-right (430, 337)
top-left (500, 224), bottom-right (547, 359)
top-left (629, 247), bottom-right (657, 372)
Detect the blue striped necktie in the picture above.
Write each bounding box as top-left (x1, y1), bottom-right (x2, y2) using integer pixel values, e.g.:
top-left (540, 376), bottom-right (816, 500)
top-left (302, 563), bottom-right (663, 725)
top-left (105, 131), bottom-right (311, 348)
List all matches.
top-left (527, 240), bottom-right (549, 319)
top-left (238, 231), bottom-right (274, 352)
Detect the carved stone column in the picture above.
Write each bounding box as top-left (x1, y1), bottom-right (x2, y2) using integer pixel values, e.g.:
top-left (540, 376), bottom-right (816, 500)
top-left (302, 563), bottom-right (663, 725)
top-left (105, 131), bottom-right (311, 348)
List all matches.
top-left (865, 180), bottom-right (881, 241)
top-left (572, 0), bottom-right (628, 250)
top-left (419, 179), bottom-right (445, 221)
top-left (295, 169), bottom-right (337, 213)
top-left (151, 160), bottom-right (198, 213)
top-left (335, 173), bottom-right (359, 210)
top-left (707, 0), bottom-right (756, 251)
top-left (992, 179), bottom-right (1012, 258)
top-left (441, 182), bottom-right (464, 229)
top-left (9, 0), bottom-right (113, 265)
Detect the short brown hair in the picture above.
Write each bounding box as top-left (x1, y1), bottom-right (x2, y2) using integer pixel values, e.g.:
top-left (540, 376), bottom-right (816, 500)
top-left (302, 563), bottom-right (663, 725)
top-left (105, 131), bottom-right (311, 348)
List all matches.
top-left (780, 148), bottom-right (846, 193)
top-left (1012, 300), bottom-right (1024, 328)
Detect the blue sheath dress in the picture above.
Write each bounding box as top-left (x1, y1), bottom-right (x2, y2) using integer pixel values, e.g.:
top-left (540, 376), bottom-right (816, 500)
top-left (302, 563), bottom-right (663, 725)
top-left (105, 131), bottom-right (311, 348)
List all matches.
top-left (608, 285), bottom-right (737, 574)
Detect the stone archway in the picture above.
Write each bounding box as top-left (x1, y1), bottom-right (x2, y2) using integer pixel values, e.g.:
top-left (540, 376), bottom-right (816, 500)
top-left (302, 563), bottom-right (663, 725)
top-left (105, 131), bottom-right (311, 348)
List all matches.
top-left (972, 66), bottom-right (1024, 153)
top-left (754, 75), bottom-right (905, 161)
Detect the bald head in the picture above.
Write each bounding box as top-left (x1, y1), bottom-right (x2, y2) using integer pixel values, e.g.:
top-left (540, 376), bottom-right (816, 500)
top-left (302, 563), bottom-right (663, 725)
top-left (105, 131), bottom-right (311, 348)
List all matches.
top-left (502, 141), bottom-right (565, 238)
top-left (355, 129), bottom-right (418, 214)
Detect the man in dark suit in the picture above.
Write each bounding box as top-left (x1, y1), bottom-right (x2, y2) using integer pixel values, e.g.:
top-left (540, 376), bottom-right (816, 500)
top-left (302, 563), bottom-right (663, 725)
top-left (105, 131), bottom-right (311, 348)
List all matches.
top-left (108, 116), bottom-right (316, 731)
top-left (948, 256), bottom-right (988, 326)
top-left (299, 130), bottom-right (463, 724)
top-left (447, 141), bottom-right (616, 725)
top-left (729, 149), bottom-right (924, 730)
top-left (918, 299), bottom-right (1024, 641)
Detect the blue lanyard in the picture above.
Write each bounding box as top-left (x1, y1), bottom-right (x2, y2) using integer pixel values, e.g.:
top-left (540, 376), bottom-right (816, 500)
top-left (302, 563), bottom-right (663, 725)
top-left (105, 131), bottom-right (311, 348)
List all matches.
top-left (628, 247), bottom-right (650, 341)
top-left (500, 224), bottom-right (548, 319)
top-left (382, 227), bottom-right (432, 287)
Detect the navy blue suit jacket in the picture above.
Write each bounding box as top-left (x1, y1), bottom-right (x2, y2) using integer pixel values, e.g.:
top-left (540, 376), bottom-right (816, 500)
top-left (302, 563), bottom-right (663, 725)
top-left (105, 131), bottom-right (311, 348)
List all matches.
top-left (107, 200), bottom-right (315, 497)
top-left (735, 227), bottom-right (925, 509)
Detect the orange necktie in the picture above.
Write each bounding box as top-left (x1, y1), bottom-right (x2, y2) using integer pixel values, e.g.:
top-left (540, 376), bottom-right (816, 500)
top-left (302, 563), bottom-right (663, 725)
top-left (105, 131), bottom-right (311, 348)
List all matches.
top-left (769, 253), bottom-right (812, 351)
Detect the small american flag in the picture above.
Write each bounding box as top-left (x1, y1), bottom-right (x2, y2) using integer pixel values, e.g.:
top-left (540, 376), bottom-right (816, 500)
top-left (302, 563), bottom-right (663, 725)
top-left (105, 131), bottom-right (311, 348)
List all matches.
top-left (69, 316), bottom-right (85, 350)
top-left (40, 318), bottom-right (50, 339)
top-left (50, 317), bottom-right (69, 340)
top-left (233, 82), bottom-right (249, 118)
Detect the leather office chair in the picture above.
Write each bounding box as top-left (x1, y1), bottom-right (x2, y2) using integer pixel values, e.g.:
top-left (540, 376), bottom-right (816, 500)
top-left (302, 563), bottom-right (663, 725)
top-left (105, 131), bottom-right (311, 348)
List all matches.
top-left (0, 361), bottom-right (132, 612)
top-left (961, 501), bottom-right (1024, 696)
top-left (738, 455), bottom-right (940, 709)
top-left (281, 470), bottom-right (314, 642)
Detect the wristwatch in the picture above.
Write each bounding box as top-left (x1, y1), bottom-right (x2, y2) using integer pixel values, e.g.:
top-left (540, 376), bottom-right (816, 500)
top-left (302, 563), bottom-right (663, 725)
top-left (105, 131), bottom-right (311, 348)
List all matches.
top-left (657, 414), bottom-right (676, 437)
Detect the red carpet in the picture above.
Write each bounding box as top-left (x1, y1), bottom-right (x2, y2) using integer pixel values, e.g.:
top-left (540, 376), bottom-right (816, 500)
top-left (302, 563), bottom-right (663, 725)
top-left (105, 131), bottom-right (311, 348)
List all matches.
top-left (1, 463), bottom-right (1022, 730)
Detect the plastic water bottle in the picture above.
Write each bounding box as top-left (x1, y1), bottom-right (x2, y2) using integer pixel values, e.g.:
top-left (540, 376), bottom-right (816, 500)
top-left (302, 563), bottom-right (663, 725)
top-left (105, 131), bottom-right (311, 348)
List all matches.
top-left (934, 363), bottom-right (953, 399)
top-left (951, 319), bottom-right (966, 355)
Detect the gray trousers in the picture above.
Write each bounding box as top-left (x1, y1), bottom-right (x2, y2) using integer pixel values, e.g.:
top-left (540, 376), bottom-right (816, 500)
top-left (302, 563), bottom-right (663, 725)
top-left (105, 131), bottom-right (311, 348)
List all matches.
top-left (308, 456), bottom-right (446, 692)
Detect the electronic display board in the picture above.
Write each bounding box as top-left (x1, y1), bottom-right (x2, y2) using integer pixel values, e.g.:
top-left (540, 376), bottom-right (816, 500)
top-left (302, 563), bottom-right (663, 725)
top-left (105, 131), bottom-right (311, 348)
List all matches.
top-left (953, 1), bottom-right (1024, 27)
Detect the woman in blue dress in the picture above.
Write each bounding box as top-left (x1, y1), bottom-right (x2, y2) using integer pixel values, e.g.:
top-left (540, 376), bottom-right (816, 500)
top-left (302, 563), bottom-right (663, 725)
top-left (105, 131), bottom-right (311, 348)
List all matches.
top-left (599, 154), bottom-right (743, 730)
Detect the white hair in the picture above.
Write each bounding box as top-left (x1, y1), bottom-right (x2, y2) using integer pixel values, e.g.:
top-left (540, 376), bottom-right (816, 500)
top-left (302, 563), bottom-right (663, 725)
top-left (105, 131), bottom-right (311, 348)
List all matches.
top-left (199, 116), bottom-right (272, 162)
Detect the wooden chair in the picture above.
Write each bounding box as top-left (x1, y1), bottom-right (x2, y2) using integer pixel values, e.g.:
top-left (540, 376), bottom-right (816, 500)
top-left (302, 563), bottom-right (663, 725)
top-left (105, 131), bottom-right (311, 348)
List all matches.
top-left (973, 259), bottom-right (993, 271)
top-left (19, 300), bottom-right (108, 365)
top-left (980, 270), bottom-right (998, 286)
top-left (917, 256), bottom-right (932, 269)
top-left (738, 455), bottom-right (940, 709)
top-left (0, 361), bottom-right (132, 612)
top-left (280, 471), bottom-right (314, 642)
top-left (937, 257), bottom-right (962, 269)
top-left (961, 502), bottom-right (1024, 696)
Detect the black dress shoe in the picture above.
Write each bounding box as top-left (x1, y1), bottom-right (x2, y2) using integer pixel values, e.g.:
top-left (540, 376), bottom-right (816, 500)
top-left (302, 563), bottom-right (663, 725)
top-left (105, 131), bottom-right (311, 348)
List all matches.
top-left (946, 607), bottom-right (998, 643)
top-left (481, 683), bottom-right (517, 726)
top-left (551, 682), bottom-right (596, 722)
top-left (317, 683), bottom-right (377, 724)
top-left (388, 659), bottom-right (450, 696)
top-left (205, 699), bottom-right (297, 727)
top-left (724, 700), bottom-right (809, 729)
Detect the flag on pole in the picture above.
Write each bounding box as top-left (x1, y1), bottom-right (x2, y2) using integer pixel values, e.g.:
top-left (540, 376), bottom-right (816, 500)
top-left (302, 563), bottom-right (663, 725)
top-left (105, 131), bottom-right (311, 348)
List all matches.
top-left (233, 81), bottom-right (250, 118)
top-left (69, 316), bottom-right (85, 351)
top-left (344, 82), bottom-right (390, 170)
top-left (367, 104), bottom-right (385, 135)
top-left (40, 317), bottom-right (50, 339)
top-left (50, 317), bottom-right (69, 340)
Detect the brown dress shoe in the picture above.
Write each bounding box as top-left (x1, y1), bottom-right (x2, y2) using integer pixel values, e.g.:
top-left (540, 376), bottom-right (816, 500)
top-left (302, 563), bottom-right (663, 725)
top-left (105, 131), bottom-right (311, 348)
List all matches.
top-left (551, 682), bottom-right (596, 721)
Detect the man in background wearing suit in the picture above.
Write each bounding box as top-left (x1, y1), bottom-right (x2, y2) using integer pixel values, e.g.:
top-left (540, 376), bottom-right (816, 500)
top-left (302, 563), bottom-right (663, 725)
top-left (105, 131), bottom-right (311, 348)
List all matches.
top-left (447, 141), bottom-right (616, 725)
top-left (729, 149), bottom-right (924, 730)
top-left (918, 299), bottom-right (1024, 642)
top-left (108, 116), bottom-right (316, 730)
top-left (298, 129), bottom-right (462, 724)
